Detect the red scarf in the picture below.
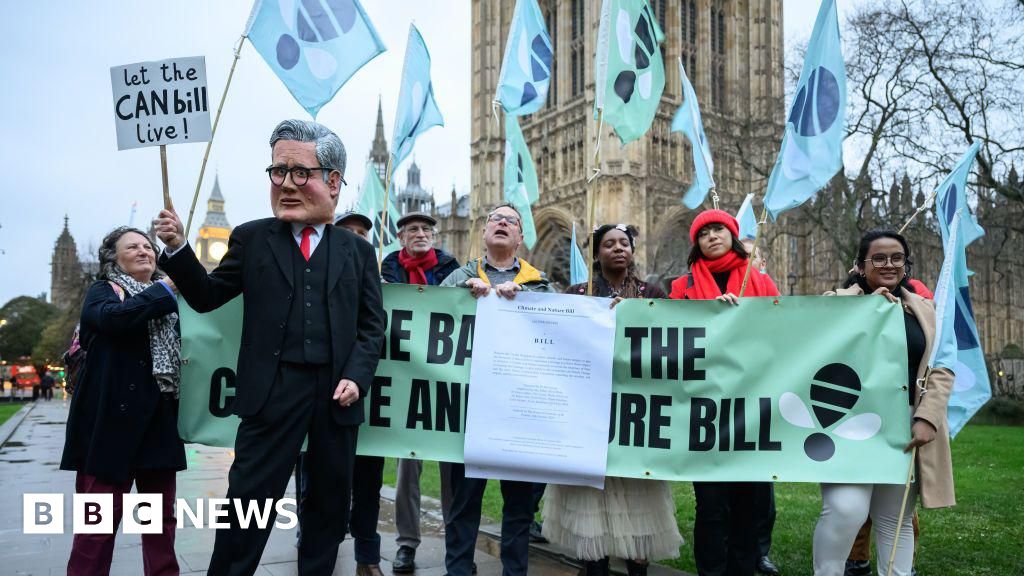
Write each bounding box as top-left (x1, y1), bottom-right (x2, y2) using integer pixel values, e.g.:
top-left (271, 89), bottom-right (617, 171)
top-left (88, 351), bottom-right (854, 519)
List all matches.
top-left (398, 248), bottom-right (438, 285)
top-left (671, 251), bottom-right (780, 300)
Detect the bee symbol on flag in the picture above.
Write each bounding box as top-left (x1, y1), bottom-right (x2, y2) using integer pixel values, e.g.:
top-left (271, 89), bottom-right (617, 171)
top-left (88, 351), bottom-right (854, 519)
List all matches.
top-left (515, 34), bottom-right (552, 108)
top-left (613, 3), bottom-right (658, 104)
top-left (275, 0), bottom-right (358, 78)
top-left (779, 363), bottom-right (882, 462)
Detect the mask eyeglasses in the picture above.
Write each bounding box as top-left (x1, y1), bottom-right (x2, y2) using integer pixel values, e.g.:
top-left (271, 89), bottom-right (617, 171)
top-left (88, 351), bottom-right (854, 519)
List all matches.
top-left (266, 165), bottom-right (332, 187)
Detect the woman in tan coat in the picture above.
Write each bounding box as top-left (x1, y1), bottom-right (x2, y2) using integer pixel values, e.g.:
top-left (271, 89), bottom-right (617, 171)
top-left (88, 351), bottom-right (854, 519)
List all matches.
top-left (812, 229), bottom-right (955, 576)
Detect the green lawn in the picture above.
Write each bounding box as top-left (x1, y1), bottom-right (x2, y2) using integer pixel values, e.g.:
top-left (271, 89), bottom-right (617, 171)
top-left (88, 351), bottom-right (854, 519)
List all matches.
top-left (383, 424), bottom-right (1024, 575)
top-left (0, 404), bottom-right (24, 426)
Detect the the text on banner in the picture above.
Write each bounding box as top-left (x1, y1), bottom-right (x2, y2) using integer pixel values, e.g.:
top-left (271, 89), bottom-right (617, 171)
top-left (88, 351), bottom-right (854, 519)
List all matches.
top-left (177, 286), bottom-right (912, 484)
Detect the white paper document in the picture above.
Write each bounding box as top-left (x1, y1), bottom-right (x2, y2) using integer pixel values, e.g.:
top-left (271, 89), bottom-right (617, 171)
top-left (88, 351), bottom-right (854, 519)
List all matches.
top-left (463, 292), bottom-right (615, 488)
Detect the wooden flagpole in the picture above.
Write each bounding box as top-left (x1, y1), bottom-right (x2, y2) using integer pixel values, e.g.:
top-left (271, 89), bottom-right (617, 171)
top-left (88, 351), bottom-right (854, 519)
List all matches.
top-left (185, 34), bottom-right (247, 237)
top-left (897, 189), bottom-right (937, 234)
top-left (738, 207), bottom-right (769, 296)
top-left (885, 445), bottom-right (919, 576)
top-left (586, 109), bottom-right (606, 296)
top-left (378, 155), bottom-right (395, 270)
top-left (160, 145), bottom-right (172, 210)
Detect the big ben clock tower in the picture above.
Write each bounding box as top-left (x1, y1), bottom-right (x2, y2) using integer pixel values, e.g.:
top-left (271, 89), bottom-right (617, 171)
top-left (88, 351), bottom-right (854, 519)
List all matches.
top-left (194, 175), bottom-right (232, 271)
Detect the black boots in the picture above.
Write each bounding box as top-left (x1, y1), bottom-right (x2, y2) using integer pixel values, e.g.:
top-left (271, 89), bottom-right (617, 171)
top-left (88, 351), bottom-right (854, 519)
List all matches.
top-left (578, 557), bottom-right (610, 576)
top-left (625, 560), bottom-right (649, 576)
top-left (577, 557), bottom-right (648, 576)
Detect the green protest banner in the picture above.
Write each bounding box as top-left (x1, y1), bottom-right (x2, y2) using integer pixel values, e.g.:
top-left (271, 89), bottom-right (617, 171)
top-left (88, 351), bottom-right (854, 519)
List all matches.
top-left (358, 284), bottom-right (476, 462)
top-left (177, 285), bottom-right (477, 465)
top-left (177, 289), bottom-right (912, 484)
top-left (178, 296), bottom-right (242, 447)
top-left (605, 296), bottom-right (911, 484)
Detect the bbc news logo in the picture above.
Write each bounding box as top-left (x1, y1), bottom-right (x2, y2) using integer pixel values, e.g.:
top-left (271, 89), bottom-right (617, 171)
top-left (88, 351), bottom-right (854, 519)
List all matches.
top-left (23, 494), bottom-right (298, 534)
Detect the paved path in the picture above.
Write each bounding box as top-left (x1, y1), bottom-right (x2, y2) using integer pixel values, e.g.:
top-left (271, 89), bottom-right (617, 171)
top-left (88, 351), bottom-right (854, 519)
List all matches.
top-left (0, 400), bottom-right (689, 576)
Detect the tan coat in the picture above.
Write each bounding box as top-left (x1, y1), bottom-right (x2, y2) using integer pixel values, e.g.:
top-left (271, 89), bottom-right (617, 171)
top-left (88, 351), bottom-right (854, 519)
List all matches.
top-left (829, 285), bottom-right (956, 508)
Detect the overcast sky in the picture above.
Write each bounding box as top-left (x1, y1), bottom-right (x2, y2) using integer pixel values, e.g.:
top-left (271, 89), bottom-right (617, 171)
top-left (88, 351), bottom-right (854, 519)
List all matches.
top-left (0, 0), bottom-right (853, 306)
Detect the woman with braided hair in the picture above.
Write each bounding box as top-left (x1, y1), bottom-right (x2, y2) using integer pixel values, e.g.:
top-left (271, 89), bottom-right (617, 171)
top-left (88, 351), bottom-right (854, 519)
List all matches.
top-left (543, 223), bottom-right (682, 576)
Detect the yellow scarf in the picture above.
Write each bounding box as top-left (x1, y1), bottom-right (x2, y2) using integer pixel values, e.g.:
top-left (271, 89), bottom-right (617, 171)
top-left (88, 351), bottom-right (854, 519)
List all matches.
top-left (476, 257), bottom-right (543, 286)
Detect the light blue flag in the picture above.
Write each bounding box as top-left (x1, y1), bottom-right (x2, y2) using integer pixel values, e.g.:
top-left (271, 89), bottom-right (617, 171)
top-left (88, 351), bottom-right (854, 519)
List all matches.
top-left (735, 193), bottom-right (757, 241)
top-left (503, 115), bottom-right (539, 249)
top-left (671, 58), bottom-right (715, 208)
top-left (392, 24), bottom-right (445, 174)
top-left (570, 224), bottom-right (589, 286)
top-left (505, 181), bottom-right (538, 250)
top-left (495, 0), bottom-right (553, 115)
top-left (246, 0), bottom-right (386, 118)
top-left (935, 142), bottom-right (985, 248)
top-left (930, 147), bottom-right (991, 438)
top-left (504, 115), bottom-right (540, 204)
top-left (928, 213), bottom-right (964, 373)
top-left (763, 0), bottom-right (846, 220)
top-left (354, 165), bottom-right (400, 253)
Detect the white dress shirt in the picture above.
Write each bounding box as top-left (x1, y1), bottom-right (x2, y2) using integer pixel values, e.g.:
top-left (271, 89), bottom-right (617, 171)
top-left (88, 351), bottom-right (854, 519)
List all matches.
top-left (163, 222), bottom-right (328, 259)
top-left (290, 222), bottom-right (326, 256)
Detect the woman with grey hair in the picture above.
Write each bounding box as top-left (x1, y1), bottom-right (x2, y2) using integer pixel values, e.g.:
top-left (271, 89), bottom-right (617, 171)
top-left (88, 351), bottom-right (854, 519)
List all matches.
top-left (61, 226), bottom-right (186, 576)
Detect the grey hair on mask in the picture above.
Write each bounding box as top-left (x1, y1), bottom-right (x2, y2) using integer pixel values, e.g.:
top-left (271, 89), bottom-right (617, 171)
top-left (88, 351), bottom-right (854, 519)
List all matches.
top-left (97, 226), bottom-right (163, 281)
top-left (269, 119), bottom-right (347, 184)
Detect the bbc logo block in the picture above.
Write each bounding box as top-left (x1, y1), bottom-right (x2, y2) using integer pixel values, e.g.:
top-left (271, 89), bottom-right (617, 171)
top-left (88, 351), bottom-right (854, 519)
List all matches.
top-left (24, 493), bottom-right (163, 534)
top-left (23, 494), bottom-right (64, 534)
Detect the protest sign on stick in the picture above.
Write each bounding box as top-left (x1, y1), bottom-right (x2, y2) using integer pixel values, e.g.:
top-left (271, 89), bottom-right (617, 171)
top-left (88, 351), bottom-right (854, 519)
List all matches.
top-left (110, 56), bottom-right (212, 208)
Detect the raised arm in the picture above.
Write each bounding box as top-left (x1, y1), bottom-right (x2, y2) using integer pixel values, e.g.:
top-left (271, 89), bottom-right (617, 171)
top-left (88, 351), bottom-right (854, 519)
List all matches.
top-left (80, 281), bottom-right (177, 337)
top-left (155, 208), bottom-right (244, 312)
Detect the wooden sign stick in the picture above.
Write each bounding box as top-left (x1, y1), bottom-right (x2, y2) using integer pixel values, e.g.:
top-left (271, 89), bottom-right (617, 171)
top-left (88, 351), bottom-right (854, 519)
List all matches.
top-left (160, 145), bottom-right (172, 209)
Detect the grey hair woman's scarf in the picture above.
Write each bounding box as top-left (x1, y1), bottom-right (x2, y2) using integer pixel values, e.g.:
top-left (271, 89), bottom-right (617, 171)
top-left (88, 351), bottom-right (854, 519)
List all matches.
top-left (108, 270), bottom-right (181, 397)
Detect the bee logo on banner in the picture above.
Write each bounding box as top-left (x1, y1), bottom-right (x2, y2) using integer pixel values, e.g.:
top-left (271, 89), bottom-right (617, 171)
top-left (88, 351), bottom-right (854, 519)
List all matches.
top-left (110, 56), bottom-right (212, 151)
top-left (779, 363), bottom-right (882, 462)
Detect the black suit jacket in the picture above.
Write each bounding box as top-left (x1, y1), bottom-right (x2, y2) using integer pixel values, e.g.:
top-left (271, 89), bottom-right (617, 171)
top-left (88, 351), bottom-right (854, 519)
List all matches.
top-left (160, 217), bottom-right (386, 425)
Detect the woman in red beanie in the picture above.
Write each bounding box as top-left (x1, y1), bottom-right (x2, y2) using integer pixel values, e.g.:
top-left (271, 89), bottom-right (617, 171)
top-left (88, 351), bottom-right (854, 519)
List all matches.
top-left (669, 209), bottom-right (780, 302)
top-left (670, 209), bottom-right (780, 576)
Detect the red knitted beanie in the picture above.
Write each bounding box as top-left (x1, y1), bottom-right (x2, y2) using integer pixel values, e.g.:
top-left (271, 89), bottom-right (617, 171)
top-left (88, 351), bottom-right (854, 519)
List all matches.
top-left (689, 209), bottom-right (740, 243)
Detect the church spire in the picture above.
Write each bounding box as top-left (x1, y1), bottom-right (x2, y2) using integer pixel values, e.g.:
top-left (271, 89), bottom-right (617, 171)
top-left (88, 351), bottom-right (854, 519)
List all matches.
top-left (369, 95), bottom-right (389, 180)
top-left (51, 214), bottom-right (82, 310)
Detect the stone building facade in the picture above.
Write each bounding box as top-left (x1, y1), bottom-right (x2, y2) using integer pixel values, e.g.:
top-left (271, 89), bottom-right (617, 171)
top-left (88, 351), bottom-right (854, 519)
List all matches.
top-left (467, 0), bottom-right (1022, 360)
top-left (435, 186), bottom-right (472, 258)
top-left (469, 0), bottom-right (786, 286)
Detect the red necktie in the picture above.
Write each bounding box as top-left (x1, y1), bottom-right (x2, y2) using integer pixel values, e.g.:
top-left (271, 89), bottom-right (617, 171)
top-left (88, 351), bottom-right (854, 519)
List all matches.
top-left (300, 226), bottom-right (314, 261)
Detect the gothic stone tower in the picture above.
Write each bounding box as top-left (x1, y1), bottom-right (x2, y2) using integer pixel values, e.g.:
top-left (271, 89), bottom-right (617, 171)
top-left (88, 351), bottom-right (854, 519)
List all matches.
top-left (369, 97), bottom-right (390, 182)
top-left (397, 161), bottom-right (435, 215)
top-left (50, 215), bottom-right (83, 310)
top-left (194, 175), bottom-right (232, 272)
top-left (471, 0), bottom-right (784, 286)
